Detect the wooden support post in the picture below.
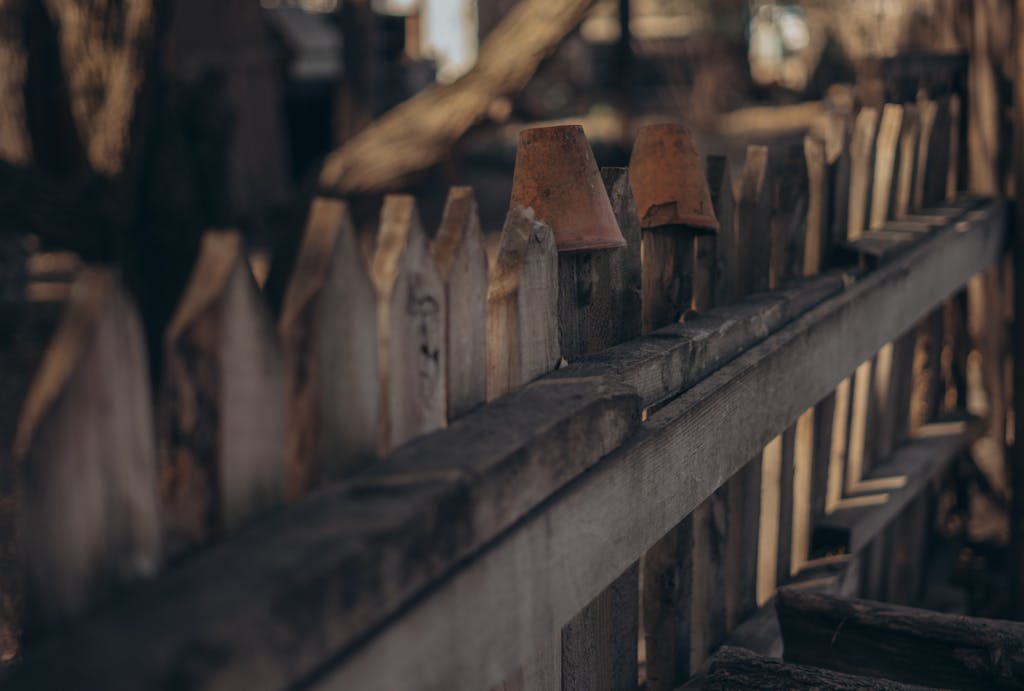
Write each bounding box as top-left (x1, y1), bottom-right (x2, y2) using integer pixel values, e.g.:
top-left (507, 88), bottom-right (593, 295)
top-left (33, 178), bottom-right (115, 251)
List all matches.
top-left (560, 168), bottom-right (641, 691)
top-left (160, 230), bottom-right (286, 557)
top-left (967, 0), bottom-right (1000, 196)
top-left (705, 155), bottom-right (736, 309)
top-left (778, 588), bottom-right (1024, 688)
top-left (431, 187), bottom-right (489, 420)
top-left (15, 270), bottom-right (161, 634)
top-left (725, 145), bottom-right (771, 631)
top-left (373, 196), bottom-right (447, 453)
top-left (279, 198), bottom-right (379, 498)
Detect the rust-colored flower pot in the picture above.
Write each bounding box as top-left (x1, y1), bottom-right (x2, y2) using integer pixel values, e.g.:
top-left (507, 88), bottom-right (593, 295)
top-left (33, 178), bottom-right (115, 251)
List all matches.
top-left (629, 123), bottom-right (719, 234)
top-left (510, 124), bottom-right (626, 252)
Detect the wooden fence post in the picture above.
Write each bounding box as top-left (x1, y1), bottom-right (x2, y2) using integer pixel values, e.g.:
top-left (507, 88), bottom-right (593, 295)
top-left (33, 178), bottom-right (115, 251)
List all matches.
top-left (1010, 0), bottom-right (1024, 619)
top-left (279, 197), bottom-right (379, 498)
top-left (725, 145), bottom-right (771, 629)
top-left (373, 195), bottom-right (447, 453)
top-left (16, 269), bottom-right (161, 634)
top-left (560, 167), bottom-right (641, 691)
top-left (432, 187), bottom-right (488, 420)
top-left (160, 230), bottom-right (286, 557)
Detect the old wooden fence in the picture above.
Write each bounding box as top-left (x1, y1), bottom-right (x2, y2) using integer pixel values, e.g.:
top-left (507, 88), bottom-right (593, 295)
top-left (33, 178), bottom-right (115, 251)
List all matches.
top-left (1, 62), bottom-right (1008, 690)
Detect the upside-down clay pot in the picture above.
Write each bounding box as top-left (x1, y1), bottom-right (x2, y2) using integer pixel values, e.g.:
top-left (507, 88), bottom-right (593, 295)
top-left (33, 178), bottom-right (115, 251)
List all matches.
top-left (510, 124), bottom-right (626, 252)
top-left (629, 123), bottom-right (719, 234)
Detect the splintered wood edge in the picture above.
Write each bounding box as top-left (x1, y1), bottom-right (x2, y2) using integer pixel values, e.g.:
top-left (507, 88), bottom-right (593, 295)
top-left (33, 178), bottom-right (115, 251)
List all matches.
top-left (165, 230), bottom-right (245, 345)
top-left (488, 205), bottom-right (544, 301)
top-left (13, 268), bottom-right (117, 460)
top-left (431, 186), bottom-right (480, 280)
top-left (279, 197), bottom-right (354, 331)
top-left (374, 194), bottom-right (425, 298)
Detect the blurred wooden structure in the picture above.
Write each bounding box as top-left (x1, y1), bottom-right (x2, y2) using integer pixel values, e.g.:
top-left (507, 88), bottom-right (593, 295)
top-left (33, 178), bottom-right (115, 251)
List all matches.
top-left (0, 46), bottom-right (1017, 691)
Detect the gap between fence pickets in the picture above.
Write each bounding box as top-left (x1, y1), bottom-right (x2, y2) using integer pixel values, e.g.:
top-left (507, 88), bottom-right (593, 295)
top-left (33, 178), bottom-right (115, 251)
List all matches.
top-left (308, 202), bottom-right (1003, 689)
top-left (3, 202), bottom-right (1001, 691)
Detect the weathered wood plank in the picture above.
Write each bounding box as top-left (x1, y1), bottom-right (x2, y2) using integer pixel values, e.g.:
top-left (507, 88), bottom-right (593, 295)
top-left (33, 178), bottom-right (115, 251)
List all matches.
top-left (705, 645), bottom-right (928, 690)
top-left (279, 197), bottom-right (378, 497)
top-left (160, 230), bottom-right (286, 556)
top-left (14, 270), bottom-right (161, 634)
top-left (6, 202), bottom-right (1004, 691)
top-left (868, 103), bottom-right (904, 229)
top-left (432, 187), bottom-right (488, 419)
top-left (736, 145), bottom-right (771, 298)
top-left (374, 195), bottom-right (447, 452)
top-left (487, 207), bottom-right (560, 398)
top-left (777, 588), bottom-right (1024, 689)
top-left (699, 156), bottom-right (734, 310)
top-left (847, 107), bottom-right (880, 241)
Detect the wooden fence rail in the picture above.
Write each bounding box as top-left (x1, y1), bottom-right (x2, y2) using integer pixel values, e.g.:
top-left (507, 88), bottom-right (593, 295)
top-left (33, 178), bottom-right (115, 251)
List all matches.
top-left (0, 61), bottom-right (1005, 691)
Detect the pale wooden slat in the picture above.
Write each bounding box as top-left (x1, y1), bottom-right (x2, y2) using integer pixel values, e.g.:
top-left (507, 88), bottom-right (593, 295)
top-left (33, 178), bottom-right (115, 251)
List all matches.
top-left (432, 187), bottom-right (488, 419)
top-left (912, 99), bottom-right (939, 211)
top-left (279, 197), bottom-right (378, 497)
top-left (6, 203), bottom-right (1004, 691)
top-left (374, 195), bottom-right (447, 452)
top-left (847, 107), bottom-right (880, 241)
top-left (868, 103), bottom-right (904, 230)
top-left (893, 104), bottom-right (920, 219)
top-left (15, 269), bottom-right (161, 633)
top-left (487, 206), bottom-right (560, 399)
top-left (160, 230), bottom-right (286, 556)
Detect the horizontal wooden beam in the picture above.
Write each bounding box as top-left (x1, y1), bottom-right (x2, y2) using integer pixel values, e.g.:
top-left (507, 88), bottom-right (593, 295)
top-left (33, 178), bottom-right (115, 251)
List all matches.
top-left (5, 201), bottom-right (1004, 691)
top-left (702, 646), bottom-right (925, 691)
top-left (777, 588), bottom-right (1024, 689)
top-left (814, 414), bottom-right (979, 556)
top-left (310, 201), bottom-right (1004, 689)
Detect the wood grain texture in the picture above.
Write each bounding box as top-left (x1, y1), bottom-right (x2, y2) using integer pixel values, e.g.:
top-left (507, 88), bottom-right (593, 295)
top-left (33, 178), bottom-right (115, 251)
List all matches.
top-left (868, 103), bottom-right (904, 230)
top-left (704, 645), bottom-right (928, 690)
top-left (487, 206), bottom-right (560, 399)
top-left (641, 229), bottom-right (694, 332)
top-left (702, 155), bottom-right (734, 310)
top-left (374, 195), bottom-right (447, 452)
top-left (5, 202), bottom-right (1003, 691)
top-left (432, 187), bottom-right (488, 419)
top-left (160, 230), bottom-right (286, 556)
top-left (15, 269), bottom-right (160, 633)
top-left (558, 165), bottom-right (641, 691)
top-left (847, 107), bottom-right (880, 241)
top-left (893, 104), bottom-right (920, 219)
top-left (777, 588), bottom-right (1024, 689)
top-left (279, 198), bottom-right (378, 498)
top-left (557, 167), bottom-right (642, 359)
top-left (803, 136), bottom-right (829, 277)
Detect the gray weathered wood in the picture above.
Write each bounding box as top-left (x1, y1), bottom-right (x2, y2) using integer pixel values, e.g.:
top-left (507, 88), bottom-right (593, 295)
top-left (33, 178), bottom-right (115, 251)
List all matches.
top-left (777, 588), bottom-right (1024, 689)
top-left (14, 269), bottom-right (161, 633)
top-left (279, 197), bottom-right (378, 497)
top-left (6, 202), bottom-right (1004, 691)
top-left (487, 206), bottom-right (560, 398)
top-left (705, 645), bottom-right (928, 690)
top-left (559, 166), bottom-right (642, 691)
top-left (432, 187), bottom-right (488, 419)
top-left (160, 230), bottom-right (286, 556)
top-left (736, 145), bottom-right (771, 297)
top-left (703, 155), bottom-right (735, 309)
top-left (374, 195), bottom-right (447, 452)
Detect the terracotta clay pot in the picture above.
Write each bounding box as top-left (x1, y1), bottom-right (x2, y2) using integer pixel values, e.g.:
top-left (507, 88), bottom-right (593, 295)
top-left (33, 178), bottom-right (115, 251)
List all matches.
top-left (629, 123), bottom-right (719, 234)
top-left (510, 124), bottom-right (626, 252)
